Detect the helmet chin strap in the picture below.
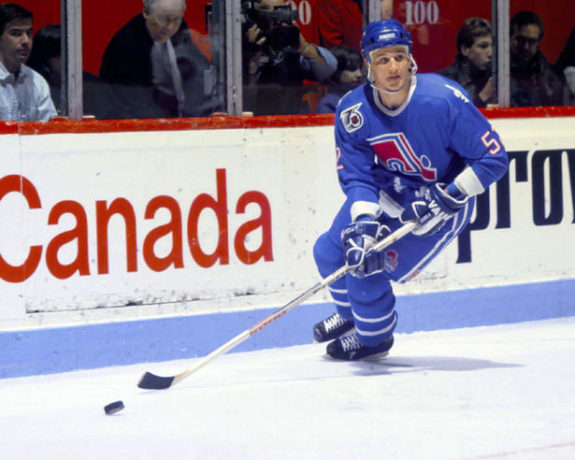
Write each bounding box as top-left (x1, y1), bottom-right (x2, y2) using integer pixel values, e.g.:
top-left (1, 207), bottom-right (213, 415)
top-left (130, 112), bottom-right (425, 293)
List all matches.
top-left (368, 54), bottom-right (418, 94)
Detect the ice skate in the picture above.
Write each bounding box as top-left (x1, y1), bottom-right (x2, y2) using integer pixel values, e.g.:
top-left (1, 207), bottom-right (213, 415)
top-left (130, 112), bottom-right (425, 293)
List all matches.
top-left (313, 313), bottom-right (355, 343)
top-left (325, 333), bottom-right (394, 361)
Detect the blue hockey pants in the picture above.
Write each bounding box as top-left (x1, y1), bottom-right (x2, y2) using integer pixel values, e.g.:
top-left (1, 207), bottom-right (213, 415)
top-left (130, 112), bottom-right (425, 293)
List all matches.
top-left (313, 197), bottom-right (474, 346)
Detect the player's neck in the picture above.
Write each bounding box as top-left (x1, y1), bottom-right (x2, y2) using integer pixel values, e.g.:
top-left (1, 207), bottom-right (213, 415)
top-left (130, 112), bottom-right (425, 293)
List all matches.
top-left (377, 84), bottom-right (410, 110)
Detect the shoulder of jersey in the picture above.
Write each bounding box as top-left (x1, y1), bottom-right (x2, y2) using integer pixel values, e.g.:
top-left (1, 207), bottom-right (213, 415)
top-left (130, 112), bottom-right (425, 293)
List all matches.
top-left (417, 73), bottom-right (473, 105)
top-left (336, 84), bottom-right (371, 134)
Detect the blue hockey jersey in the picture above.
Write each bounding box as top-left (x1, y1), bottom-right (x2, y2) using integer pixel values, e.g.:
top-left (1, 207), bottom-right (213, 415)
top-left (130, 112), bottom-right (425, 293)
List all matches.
top-left (334, 73), bottom-right (508, 220)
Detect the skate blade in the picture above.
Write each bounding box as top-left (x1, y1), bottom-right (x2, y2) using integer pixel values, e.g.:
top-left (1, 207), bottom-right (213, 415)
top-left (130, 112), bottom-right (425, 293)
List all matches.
top-left (322, 351), bottom-right (389, 362)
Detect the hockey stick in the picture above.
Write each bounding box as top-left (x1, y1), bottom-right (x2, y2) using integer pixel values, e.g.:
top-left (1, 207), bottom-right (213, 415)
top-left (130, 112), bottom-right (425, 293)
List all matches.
top-left (137, 221), bottom-right (417, 390)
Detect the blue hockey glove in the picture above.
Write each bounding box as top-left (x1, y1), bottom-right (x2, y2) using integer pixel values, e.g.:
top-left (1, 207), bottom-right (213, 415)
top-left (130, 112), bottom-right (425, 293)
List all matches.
top-left (400, 183), bottom-right (468, 236)
top-left (341, 217), bottom-right (391, 278)
top-left (341, 217), bottom-right (379, 273)
top-left (354, 225), bottom-right (392, 278)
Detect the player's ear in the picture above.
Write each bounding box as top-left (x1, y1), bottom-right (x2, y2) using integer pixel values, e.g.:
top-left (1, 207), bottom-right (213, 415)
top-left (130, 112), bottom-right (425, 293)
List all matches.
top-left (409, 54), bottom-right (418, 75)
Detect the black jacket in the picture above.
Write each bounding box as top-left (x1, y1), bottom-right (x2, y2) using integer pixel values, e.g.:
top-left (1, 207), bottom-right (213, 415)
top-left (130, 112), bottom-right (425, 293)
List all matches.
top-left (438, 55), bottom-right (493, 108)
top-left (510, 50), bottom-right (568, 107)
top-left (100, 14), bottom-right (217, 117)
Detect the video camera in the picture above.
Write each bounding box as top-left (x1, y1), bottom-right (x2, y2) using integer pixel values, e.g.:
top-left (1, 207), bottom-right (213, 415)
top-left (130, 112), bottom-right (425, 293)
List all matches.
top-left (242, 1), bottom-right (299, 26)
top-left (242, 1), bottom-right (300, 53)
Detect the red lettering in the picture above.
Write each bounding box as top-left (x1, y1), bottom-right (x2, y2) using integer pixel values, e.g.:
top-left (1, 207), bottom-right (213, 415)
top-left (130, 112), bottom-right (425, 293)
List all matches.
top-left (234, 191), bottom-right (273, 264)
top-left (187, 169), bottom-right (229, 268)
top-left (143, 196), bottom-right (184, 272)
top-left (96, 198), bottom-right (138, 274)
top-left (0, 175), bottom-right (42, 282)
top-left (1, 169), bottom-right (274, 283)
top-left (46, 201), bottom-right (90, 279)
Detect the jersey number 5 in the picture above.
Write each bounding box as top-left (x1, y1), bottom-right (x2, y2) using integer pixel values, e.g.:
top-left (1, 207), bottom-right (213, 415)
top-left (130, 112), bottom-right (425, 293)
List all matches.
top-left (481, 130), bottom-right (502, 155)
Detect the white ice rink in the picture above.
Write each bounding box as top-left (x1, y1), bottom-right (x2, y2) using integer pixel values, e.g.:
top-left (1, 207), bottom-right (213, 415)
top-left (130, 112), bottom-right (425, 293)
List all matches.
top-left (1, 317), bottom-right (574, 460)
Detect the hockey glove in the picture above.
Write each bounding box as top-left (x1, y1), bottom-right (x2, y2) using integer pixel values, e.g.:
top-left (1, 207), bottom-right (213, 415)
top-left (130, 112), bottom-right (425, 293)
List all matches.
top-left (400, 183), bottom-right (468, 236)
top-left (354, 225), bottom-right (392, 278)
top-left (341, 217), bottom-right (391, 278)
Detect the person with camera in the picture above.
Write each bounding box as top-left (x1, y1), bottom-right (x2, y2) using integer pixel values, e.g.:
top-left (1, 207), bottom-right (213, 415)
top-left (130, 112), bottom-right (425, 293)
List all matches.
top-left (242, 0), bottom-right (337, 115)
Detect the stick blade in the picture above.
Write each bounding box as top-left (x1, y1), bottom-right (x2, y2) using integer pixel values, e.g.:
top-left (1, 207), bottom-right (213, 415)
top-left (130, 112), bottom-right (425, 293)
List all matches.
top-left (137, 371), bottom-right (175, 390)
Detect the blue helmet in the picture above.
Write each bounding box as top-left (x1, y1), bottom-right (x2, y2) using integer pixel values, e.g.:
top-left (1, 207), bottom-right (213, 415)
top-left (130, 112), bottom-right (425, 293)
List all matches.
top-left (361, 19), bottom-right (413, 62)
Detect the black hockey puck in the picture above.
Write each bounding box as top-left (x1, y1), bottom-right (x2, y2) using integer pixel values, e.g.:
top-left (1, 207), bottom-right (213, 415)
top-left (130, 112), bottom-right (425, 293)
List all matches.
top-left (104, 400), bottom-right (125, 415)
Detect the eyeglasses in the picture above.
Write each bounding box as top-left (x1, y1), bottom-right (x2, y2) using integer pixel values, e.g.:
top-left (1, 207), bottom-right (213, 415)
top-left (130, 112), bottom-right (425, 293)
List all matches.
top-left (153, 13), bottom-right (183, 27)
top-left (513, 35), bottom-right (540, 47)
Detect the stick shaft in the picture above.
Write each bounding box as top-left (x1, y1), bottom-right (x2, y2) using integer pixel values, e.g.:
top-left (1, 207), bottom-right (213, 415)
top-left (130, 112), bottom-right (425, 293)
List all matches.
top-left (173, 270), bottom-right (347, 385)
top-left (141, 221), bottom-right (416, 389)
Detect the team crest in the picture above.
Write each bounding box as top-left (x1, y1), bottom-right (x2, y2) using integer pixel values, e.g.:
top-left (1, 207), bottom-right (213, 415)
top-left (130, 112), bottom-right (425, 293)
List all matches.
top-left (369, 132), bottom-right (438, 182)
top-left (340, 103), bottom-right (364, 133)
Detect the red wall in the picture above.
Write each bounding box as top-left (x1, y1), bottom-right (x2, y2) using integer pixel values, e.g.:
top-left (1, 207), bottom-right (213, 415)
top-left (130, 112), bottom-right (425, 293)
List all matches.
top-left (16, 0), bottom-right (60, 28)
top-left (20, 0), bottom-right (574, 77)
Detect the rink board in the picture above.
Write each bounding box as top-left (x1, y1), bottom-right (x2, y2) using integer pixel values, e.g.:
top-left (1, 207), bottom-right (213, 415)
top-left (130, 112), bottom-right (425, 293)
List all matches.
top-left (0, 111), bottom-right (574, 378)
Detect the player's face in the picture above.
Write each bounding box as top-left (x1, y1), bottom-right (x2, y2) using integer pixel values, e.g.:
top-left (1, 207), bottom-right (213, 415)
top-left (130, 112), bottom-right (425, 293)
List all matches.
top-left (0, 18), bottom-right (33, 72)
top-left (462, 35), bottom-right (492, 72)
top-left (510, 24), bottom-right (541, 62)
top-left (369, 46), bottom-right (412, 93)
top-left (144, 0), bottom-right (185, 43)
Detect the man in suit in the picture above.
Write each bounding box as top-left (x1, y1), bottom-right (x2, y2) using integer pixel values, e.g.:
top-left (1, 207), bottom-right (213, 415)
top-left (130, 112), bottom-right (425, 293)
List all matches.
top-left (100, 0), bottom-right (216, 118)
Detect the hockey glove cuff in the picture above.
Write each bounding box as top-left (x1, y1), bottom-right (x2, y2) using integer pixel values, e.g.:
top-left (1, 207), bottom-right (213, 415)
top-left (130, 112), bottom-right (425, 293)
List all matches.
top-left (400, 183), bottom-right (468, 236)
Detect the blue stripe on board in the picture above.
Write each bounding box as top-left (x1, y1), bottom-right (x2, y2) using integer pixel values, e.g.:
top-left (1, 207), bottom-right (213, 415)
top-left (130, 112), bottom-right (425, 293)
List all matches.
top-left (1, 278), bottom-right (574, 379)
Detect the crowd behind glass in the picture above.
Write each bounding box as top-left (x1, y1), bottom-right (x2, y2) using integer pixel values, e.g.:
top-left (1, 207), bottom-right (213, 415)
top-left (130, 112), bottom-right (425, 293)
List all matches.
top-left (1, 0), bottom-right (574, 122)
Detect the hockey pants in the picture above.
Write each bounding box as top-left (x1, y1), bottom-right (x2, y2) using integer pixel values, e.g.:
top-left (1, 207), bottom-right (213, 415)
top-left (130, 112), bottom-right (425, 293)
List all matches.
top-left (313, 197), bottom-right (474, 346)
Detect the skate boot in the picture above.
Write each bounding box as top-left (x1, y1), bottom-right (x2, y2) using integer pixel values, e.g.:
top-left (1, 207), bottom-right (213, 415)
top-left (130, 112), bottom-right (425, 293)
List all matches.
top-left (326, 333), bottom-right (394, 361)
top-left (313, 313), bottom-right (355, 343)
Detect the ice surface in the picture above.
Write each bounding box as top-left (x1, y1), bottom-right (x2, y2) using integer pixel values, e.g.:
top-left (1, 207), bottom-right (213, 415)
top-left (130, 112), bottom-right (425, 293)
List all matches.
top-left (1, 318), bottom-right (574, 459)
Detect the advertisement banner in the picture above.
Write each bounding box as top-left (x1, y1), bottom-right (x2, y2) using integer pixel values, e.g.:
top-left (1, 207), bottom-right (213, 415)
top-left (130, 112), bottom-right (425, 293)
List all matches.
top-left (0, 117), bottom-right (574, 326)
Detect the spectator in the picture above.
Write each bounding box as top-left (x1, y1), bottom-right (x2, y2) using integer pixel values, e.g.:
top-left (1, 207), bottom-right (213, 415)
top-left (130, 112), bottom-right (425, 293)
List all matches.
top-left (555, 28), bottom-right (575, 103)
top-left (380, 0), bottom-right (393, 20)
top-left (27, 24), bottom-right (102, 116)
top-left (100, 0), bottom-right (217, 118)
top-left (438, 17), bottom-right (494, 108)
top-left (242, 0), bottom-right (337, 115)
top-left (316, 45), bottom-right (363, 113)
top-left (0, 3), bottom-right (56, 121)
top-left (509, 10), bottom-right (568, 107)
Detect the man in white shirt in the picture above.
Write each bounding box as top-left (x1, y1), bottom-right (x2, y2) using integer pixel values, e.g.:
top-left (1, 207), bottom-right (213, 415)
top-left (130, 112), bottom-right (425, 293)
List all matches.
top-left (0, 3), bottom-right (56, 121)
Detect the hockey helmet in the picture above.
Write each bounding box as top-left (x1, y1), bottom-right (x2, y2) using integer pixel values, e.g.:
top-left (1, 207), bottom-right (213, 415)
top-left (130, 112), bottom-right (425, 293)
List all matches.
top-left (361, 19), bottom-right (413, 62)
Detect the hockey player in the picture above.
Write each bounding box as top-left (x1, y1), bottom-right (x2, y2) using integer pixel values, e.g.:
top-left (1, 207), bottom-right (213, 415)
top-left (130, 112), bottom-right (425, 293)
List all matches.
top-left (313, 19), bottom-right (509, 360)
